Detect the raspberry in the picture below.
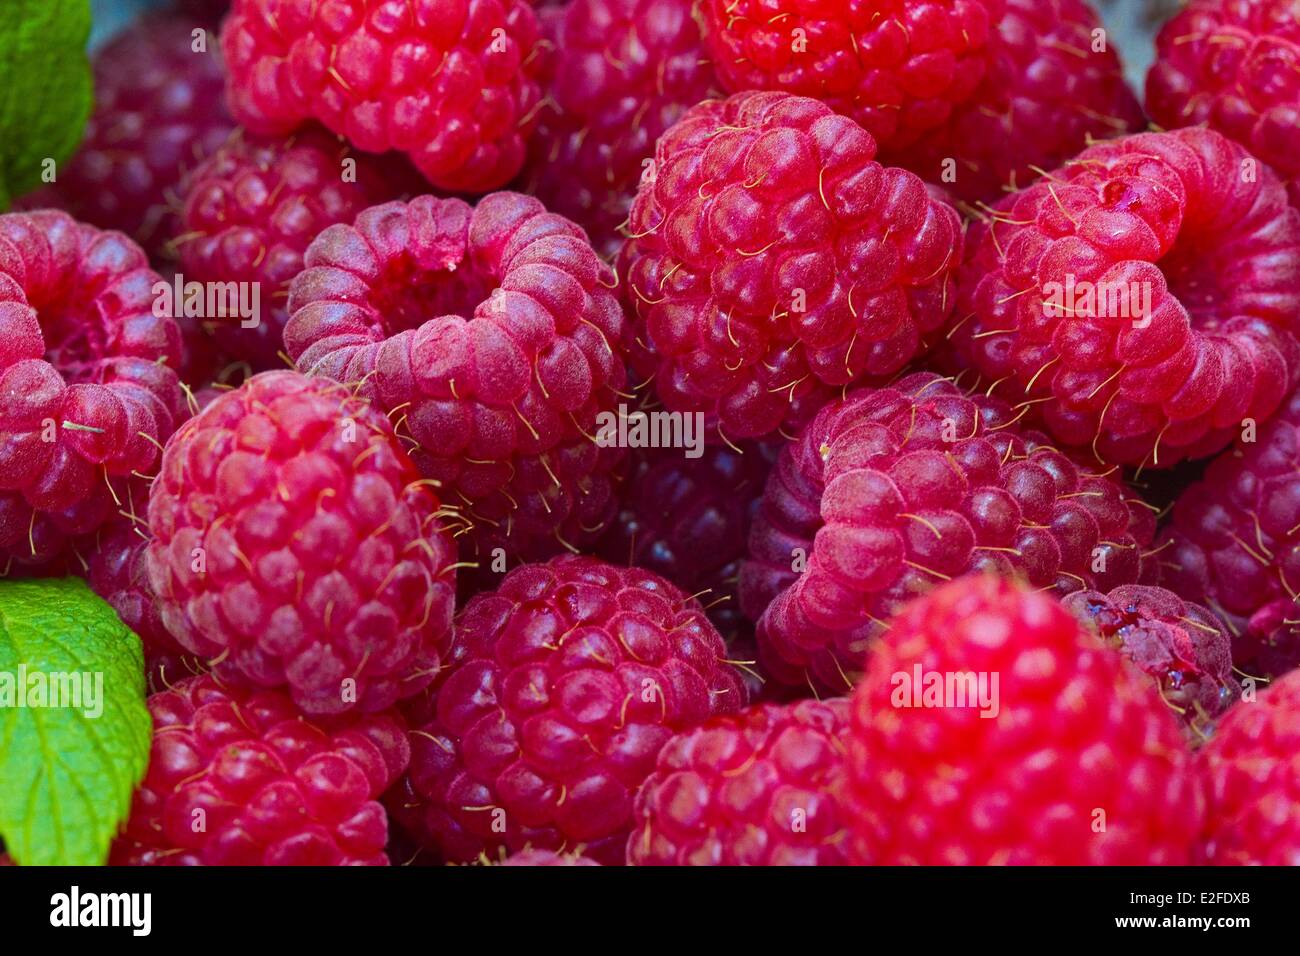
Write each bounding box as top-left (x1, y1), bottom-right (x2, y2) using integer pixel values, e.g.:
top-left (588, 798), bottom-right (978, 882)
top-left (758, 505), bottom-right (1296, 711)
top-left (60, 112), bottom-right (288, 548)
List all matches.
top-left (1157, 386), bottom-right (1300, 680)
top-left (175, 126), bottom-right (407, 369)
top-left (740, 372), bottom-right (1159, 691)
top-left (628, 698), bottom-right (850, 865)
top-left (284, 193), bottom-right (629, 560)
top-left (1197, 667), bottom-right (1300, 865)
top-left (1148, 0), bottom-right (1300, 207)
top-left (952, 126), bottom-right (1300, 467)
top-left (520, 0), bottom-right (722, 257)
top-left (846, 575), bottom-right (1203, 865)
top-left (619, 91), bottom-right (963, 442)
top-left (388, 555), bottom-right (747, 865)
top-left (111, 674), bottom-right (409, 866)
top-left (499, 848), bottom-right (600, 865)
top-left (882, 0), bottom-right (1144, 205)
top-left (1061, 585), bottom-right (1237, 736)
top-left (700, 0), bottom-right (1004, 152)
top-left (597, 441), bottom-right (773, 641)
top-left (22, 11), bottom-right (234, 261)
top-left (144, 371), bottom-right (457, 715)
top-left (0, 211), bottom-right (185, 570)
top-left (220, 0), bottom-right (546, 192)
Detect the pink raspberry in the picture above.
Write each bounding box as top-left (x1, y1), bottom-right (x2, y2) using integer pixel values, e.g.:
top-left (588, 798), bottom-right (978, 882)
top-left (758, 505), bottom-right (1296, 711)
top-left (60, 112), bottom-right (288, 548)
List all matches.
top-left (175, 126), bottom-right (411, 369)
top-left (389, 555), bottom-right (747, 865)
top-left (952, 126), bottom-right (1300, 467)
top-left (220, 0), bottom-right (546, 192)
top-left (700, 0), bottom-right (1005, 152)
top-left (0, 211), bottom-right (184, 570)
top-left (1197, 667), bottom-right (1300, 865)
top-left (847, 575), bottom-right (1204, 865)
top-left (145, 371), bottom-right (457, 715)
top-left (1061, 585), bottom-right (1237, 736)
top-left (520, 0), bottom-right (722, 257)
top-left (1158, 386), bottom-right (1300, 679)
top-left (619, 91), bottom-right (963, 443)
top-left (284, 193), bottom-right (629, 561)
top-left (1148, 0), bottom-right (1300, 206)
top-left (22, 11), bottom-right (235, 261)
top-left (629, 698), bottom-right (851, 866)
top-left (597, 441), bottom-right (774, 641)
top-left (740, 373), bottom-right (1159, 691)
top-left (112, 674), bottom-right (409, 866)
top-left (883, 0), bottom-right (1144, 204)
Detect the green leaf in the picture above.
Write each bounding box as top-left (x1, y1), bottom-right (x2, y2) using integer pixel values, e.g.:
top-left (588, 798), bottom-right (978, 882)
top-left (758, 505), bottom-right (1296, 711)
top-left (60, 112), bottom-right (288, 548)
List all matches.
top-left (0, 578), bottom-right (150, 866)
top-left (0, 0), bottom-right (93, 209)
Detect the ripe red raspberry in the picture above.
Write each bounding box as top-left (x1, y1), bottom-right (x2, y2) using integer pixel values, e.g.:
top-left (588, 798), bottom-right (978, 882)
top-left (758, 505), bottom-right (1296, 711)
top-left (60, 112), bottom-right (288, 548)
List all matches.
top-left (1197, 667), bottom-right (1300, 865)
top-left (882, 0), bottom-right (1144, 204)
top-left (520, 0), bottom-right (722, 257)
top-left (740, 372), bottom-right (1159, 691)
top-left (22, 12), bottom-right (234, 261)
top-left (220, 0), bottom-right (545, 193)
top-left (953, 126), bottom-right (1300, 467)
top-left (629, 698), bottom-right (850, 865)
top-left (700, 0), bottom-right (1004, 152)
top-left (389, 555), bottom-right (747, 865)
top-left (847, 575), bottom-right (1203, 864)
top-left (597, 441), bottom-right (773, 641)
top-left (1158, 386), bottom-right (1300, 680)
top-left (1061, 585), bottom-right (1237, 736)
top-left (0, 211), bottom-right (185, 570)
top-left (145, 371), bottom-right (457, 715)
top-left (175, 126), bottom-right (408, 369)
top-left (111, 674), bottom-right (409, 866)
top-left (620, 91), bottom-right (963, 442)
top-left (1148, 0), bottom-right (1300, 207)
top-left (499, 848), bottom-right (600, 865)
top-left (285, 193), bottom-right (629, 561)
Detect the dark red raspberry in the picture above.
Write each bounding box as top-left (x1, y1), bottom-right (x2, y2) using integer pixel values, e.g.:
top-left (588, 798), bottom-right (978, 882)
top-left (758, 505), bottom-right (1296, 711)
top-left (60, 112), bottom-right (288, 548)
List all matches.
top-left (629, 698), bottom-right (850, 865)
top-left (111, 674), bottom-right (409, 866)
top-left (22, 11), bottom-right (234, 261)
top-left (1197, 667), bottom-right (1300, 865)
top-left (175, 126), bottom-right (409, 369)
top-left (145, 371), bottom-right (457, 715)
top-left (597, 441), bottom-right (773, 641)
top-left (0, 211), bottom-right (185, 570)
top-left (389, 555), bottom-right (747, 865)
top-left (700, 0), bottom-right (1004, 152)
top-left (285, 193), bottom-right (629, 561)
top-left (952, 126), bottom-right (1300, 467)
top-left (620, 91), bottom-right (963, 442)
top-left (740, 372), bottom-right (1159, 691)
top-left (1158, 386), bottom-right (1300, 679)
top-left (882, 0), bottom-right (1144, 205)
top-left (520, 0), bottom-right (722, 257)
top-left (1061, 585), bottom-right (1237, 736)
top-left (499, 848), bottom-right (600, 865)
top-left (1148, 0), bottom-right (1300, 206)
top-left (220, 0), bottom-right (546, 193)
top-left (847, 575), bottom-right (1204, 865)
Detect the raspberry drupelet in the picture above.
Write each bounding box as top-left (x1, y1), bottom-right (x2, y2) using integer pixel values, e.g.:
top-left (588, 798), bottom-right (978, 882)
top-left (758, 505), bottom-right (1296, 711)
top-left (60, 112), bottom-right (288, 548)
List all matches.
top-left (620, 90), bottom-right (963, 443)
top-left (285, 192), bottom-right (630, 562)
top-left (952, 126), bottom-right (1300, 467)
top-left (740, 372), bottom-right (1159, 692)
top-left (144, 371), bottom-right (457, 716)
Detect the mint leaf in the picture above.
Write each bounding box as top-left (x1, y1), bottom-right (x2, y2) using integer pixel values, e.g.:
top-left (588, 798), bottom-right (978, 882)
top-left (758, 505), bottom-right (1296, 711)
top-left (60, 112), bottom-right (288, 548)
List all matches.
top-left (0, 578), bottom-right (151, 865)
top-left (0, 0), bottom-right (93, 208)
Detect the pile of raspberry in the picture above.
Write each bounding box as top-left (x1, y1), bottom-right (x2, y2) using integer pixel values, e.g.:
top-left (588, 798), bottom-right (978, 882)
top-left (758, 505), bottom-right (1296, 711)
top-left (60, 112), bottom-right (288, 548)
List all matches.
top-left (9, 0), bottom-right (1300, 871)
